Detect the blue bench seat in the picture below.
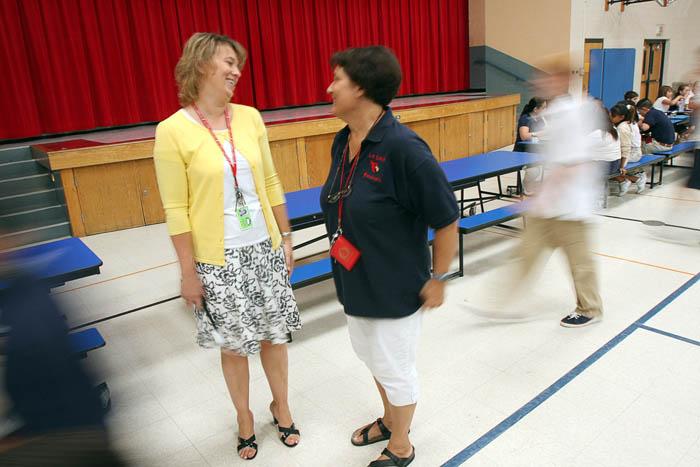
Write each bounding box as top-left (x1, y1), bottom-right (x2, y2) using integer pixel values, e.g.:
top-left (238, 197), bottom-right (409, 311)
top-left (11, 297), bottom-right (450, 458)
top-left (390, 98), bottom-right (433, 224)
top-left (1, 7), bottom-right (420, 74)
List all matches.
top-left (68, 327), bottom-right (105, 357)
top-left (454, 202), bottom-right (527, 277)
top-left (289, 202), bottom-right (527, 287)
top-left (458, 203), bottom-right (527, 234)
top-left (624, 154), bottom-right (665, 171)
top-left (290, 258), bottom-right (332, 289)
top-left (653, 141), bottom-right (695, 157)
top-left (608, 154), bottom-right (666, 193)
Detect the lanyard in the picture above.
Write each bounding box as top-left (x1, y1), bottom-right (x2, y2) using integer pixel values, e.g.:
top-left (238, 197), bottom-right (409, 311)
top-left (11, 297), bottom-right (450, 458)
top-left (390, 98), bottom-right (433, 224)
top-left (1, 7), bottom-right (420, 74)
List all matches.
top-left (333, 110), bottom-right (385, 234)
top-left (336, 143), bottom-right (361, 231)
top-left (192, 104), bottom-right (239, 190)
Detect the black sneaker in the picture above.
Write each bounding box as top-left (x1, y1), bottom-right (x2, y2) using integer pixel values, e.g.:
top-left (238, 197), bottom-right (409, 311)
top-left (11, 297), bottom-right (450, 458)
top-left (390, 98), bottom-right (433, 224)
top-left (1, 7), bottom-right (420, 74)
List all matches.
top-left (560, 311), bottom-right (601, 328)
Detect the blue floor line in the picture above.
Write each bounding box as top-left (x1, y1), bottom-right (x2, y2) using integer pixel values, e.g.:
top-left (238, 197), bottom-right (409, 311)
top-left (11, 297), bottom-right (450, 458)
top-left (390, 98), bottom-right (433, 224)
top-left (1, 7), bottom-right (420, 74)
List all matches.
top-left (632, 273), bottom-right (700, 326)
top-left (442, 272), bottom-right (700, 466)
top-left (638, 324), bottom-right (700, 348)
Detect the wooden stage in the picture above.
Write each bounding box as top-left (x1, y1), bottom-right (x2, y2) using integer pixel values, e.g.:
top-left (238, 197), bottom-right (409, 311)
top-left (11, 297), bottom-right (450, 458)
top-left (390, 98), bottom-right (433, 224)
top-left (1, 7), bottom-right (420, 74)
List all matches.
top-left (30, 92), bottom-right (520, 237)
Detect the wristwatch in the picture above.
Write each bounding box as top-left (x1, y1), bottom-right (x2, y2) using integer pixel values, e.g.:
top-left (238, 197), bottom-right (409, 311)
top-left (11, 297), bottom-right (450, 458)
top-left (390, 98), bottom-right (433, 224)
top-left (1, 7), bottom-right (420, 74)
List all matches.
top-left (431, 272), bottom-right (450, 282)
top-left (281, 231), bottom-right (293, 238)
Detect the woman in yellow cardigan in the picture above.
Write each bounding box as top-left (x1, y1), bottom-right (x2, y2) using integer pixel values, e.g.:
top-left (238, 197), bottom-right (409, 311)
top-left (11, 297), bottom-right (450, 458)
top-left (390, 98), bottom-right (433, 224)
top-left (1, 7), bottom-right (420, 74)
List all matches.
top-left (153, 33), bottom-right (301, 460)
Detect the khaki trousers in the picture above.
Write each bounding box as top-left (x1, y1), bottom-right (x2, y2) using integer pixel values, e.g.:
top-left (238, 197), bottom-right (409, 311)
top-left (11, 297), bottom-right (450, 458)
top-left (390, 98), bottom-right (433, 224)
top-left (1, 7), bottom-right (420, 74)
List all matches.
top-left (516, 216), bottom-right (603, 317)
top-left (642, 139), bottom-right (673, 154)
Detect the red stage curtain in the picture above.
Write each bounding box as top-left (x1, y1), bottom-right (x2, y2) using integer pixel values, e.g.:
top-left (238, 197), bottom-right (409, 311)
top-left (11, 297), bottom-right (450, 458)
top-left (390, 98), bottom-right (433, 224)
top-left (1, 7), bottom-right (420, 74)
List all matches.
top-left (0, 0), bottom-right (469, 140)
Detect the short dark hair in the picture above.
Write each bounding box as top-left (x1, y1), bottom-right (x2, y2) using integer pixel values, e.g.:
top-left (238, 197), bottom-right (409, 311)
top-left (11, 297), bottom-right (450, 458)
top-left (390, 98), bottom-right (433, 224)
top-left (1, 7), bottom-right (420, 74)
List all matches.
top-left (330, 46), bottom-right (402, 107)
top-left (637, 98), bottom-right (653, 109)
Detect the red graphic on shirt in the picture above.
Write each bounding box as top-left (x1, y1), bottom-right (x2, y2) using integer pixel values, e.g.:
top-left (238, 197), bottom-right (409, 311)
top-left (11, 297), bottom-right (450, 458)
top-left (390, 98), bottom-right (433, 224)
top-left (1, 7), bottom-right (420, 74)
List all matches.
top-left (364, 153), bottom-right (385, 183)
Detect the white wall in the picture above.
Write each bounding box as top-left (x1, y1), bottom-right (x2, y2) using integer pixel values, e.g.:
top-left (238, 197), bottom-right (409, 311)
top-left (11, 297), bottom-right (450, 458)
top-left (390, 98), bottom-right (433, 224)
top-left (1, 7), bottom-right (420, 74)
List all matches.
top-left (569, 0), bottom-right (587, 95)
top-left (570, 0), bottom-right (700, 95)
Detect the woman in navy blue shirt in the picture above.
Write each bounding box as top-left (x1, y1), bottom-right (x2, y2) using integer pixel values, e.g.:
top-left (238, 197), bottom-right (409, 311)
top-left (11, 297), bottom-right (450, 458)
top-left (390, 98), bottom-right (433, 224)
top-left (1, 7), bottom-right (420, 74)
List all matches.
top-left (321, 46), bottom-right (458, 467)
top-left (515, 97), bottom-right (547, 144)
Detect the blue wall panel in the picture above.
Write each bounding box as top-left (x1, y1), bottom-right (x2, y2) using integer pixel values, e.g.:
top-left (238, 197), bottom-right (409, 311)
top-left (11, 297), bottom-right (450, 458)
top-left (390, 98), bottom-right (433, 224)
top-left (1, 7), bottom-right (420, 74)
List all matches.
top-left (588, 49), bottom-right (605, 100)
top-left (601, 48), bottom-right (635, 108)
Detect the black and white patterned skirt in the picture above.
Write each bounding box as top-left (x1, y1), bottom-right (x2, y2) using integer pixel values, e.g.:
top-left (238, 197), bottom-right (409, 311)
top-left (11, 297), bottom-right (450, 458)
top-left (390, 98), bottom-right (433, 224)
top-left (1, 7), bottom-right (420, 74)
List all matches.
top-left (194, 238), bottom-right (301, 356)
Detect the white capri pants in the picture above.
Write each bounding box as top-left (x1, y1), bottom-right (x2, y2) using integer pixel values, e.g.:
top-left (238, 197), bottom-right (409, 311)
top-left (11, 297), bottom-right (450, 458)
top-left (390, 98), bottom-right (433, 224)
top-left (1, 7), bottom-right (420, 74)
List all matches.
top-left (346, 311), bottom-right (422, 407)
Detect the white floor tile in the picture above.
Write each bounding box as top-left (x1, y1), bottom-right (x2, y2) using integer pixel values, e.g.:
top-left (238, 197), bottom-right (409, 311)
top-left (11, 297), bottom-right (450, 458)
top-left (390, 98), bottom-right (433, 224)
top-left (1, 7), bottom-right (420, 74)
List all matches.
top-left (112, 417), bottom-right (192, 466)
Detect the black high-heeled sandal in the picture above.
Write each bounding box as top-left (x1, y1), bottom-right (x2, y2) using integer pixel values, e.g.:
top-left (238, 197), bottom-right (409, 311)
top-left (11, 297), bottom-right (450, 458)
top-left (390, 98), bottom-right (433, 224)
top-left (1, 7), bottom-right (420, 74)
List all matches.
top-left (272, 414), bottom-right (300, 448)
top-left (237, 434), bottom-right (258, 460)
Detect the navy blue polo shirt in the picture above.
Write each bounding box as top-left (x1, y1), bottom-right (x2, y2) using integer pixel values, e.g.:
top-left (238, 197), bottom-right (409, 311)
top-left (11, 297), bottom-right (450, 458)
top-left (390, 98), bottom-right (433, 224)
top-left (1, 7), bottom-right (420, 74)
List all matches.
top-left (515, 114), bottom-right (531, 143)
top-left (643, 108), bottom-right (675, 145)
top-left (515, 113), bottom-right (546, 143)
top-left (320, 108), bottom-right (459, 319)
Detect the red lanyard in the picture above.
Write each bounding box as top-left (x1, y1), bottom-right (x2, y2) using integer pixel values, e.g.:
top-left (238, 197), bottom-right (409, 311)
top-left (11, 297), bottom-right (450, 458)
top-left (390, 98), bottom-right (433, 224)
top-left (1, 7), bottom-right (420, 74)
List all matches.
top-left (337, 143), bottom-right (361, 230)
top-left (335, 110), bottom-right (385, 231)
top-left (192, 104), bottom-right (239, 189)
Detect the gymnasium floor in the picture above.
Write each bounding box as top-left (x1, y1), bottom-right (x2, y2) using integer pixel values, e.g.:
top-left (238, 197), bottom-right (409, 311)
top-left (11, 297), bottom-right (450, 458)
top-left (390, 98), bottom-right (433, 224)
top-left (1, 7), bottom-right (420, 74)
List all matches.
top-left (15, 152), bottom-right (700, 466)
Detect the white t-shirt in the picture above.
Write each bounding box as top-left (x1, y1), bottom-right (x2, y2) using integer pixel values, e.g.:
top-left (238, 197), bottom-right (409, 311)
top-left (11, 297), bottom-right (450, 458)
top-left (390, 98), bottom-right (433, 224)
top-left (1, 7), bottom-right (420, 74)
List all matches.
top-left (589, 129), bottom-right (621, 162)
top-left (179, 109), bottom-right (269, 247)
top-left (529, 95), bottom-right (600, 221)
top-left (653, 96), bottom-right (669, 112)
top-left (222, 142), bottom-right (270, 248)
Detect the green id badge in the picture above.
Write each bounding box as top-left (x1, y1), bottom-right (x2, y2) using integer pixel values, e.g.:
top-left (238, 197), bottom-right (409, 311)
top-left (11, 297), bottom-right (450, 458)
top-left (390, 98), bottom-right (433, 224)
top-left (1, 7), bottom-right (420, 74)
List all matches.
top-left (237, 205), bottom-right (253, 230)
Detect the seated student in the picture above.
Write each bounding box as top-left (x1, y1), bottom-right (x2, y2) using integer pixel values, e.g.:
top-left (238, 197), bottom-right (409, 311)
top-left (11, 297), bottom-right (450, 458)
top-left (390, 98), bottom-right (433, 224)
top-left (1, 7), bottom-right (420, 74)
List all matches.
top-left (688, 81), bottom-right (698, 102)
top-left (610, 102), bottom-right (646, 195)
top-left (515, 97), bottom-right (547, 143)
top-left (624, 90), bottom-right (639, 104)
top-left (671, 84), bottom-right (694, 139)
top-left (637, 99), bottom-right (676, 153)
top-left (587, 104), bottom-right (621, 207)
top-left (671, 84), bottom-right (692, 112)
top-left (653, 85), bottom-right (684, 112)
top-left (514, 97), bottom-right (547, 194)
top-left (590, 105), bottom-right (622, 174)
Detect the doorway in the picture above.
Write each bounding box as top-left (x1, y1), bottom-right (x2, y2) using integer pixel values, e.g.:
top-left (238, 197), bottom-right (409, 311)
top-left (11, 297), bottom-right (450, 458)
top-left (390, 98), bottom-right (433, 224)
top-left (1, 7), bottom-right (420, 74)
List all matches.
top-left (640, 40), bottom-right (666, 100)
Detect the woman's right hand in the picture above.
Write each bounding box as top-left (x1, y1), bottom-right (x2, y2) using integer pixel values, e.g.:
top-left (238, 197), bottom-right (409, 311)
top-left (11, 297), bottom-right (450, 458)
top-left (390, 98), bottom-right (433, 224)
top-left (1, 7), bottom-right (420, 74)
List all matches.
top-left (181, 271), bottom-right (204, 309)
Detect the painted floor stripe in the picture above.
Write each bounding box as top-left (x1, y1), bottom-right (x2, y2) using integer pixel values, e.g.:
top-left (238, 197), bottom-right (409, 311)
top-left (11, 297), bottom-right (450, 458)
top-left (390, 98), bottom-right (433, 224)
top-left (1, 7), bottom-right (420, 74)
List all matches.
top-left (638, 324), bottom-right (700, 348)
top-left (441, 272), bottom-right (700, 466)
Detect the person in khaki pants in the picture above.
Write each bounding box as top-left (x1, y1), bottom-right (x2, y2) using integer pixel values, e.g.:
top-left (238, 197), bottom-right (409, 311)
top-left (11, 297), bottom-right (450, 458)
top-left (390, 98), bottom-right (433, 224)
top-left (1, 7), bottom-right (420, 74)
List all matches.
top-left (524, 56), bottom-right (604, 327)
top-left (463, 55), bottom-right (604, 327)
top-left (516, 217), bottom-right (602, 323)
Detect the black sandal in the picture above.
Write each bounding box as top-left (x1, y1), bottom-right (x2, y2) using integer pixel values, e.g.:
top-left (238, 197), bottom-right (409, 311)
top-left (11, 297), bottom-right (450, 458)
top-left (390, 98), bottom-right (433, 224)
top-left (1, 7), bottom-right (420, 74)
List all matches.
top-left (236, 434), bottom-right (258, 460)
top-left (272, 415), bottom-right (300, 448)
top-left (368, 447), bottom-right (415, 467)
top-left (351, 418), bottom-right (392, 447)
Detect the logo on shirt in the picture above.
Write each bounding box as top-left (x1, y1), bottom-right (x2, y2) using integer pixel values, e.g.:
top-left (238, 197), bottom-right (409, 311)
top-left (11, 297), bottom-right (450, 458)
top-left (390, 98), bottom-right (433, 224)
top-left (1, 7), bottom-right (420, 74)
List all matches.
top-left (363, 153), bottom-right (385, 183)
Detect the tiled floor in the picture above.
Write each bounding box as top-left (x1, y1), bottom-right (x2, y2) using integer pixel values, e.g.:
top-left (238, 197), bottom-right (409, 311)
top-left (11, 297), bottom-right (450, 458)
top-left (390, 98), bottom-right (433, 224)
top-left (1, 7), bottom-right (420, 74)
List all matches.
top-left (9, 153), bottom-right (700, 466)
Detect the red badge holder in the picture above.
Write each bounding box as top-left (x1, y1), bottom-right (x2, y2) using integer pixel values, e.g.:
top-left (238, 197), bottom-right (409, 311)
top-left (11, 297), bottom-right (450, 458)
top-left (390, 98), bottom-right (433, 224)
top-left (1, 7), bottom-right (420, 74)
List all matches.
top-left (330, 234), bottom-right (361, 271)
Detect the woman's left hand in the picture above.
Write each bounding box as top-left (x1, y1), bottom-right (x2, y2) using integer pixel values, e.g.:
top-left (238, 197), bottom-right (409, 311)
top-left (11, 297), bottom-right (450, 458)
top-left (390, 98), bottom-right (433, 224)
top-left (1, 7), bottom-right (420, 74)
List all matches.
top-left (283, 238), bottom-right (294, 275)
top-left (420, 279), bottom-right (445, 309)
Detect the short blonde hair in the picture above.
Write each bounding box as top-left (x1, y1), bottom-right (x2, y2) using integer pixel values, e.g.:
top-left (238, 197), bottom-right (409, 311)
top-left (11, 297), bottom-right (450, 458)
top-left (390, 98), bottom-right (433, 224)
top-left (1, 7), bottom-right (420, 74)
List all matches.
top-left (175, 32), bottom-right (247, 107)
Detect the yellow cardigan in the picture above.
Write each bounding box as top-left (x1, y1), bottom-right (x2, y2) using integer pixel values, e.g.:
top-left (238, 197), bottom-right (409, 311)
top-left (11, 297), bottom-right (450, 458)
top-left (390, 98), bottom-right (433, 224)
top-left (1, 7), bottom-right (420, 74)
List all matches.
top-left (153, 104), bottom-right (285, 266)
